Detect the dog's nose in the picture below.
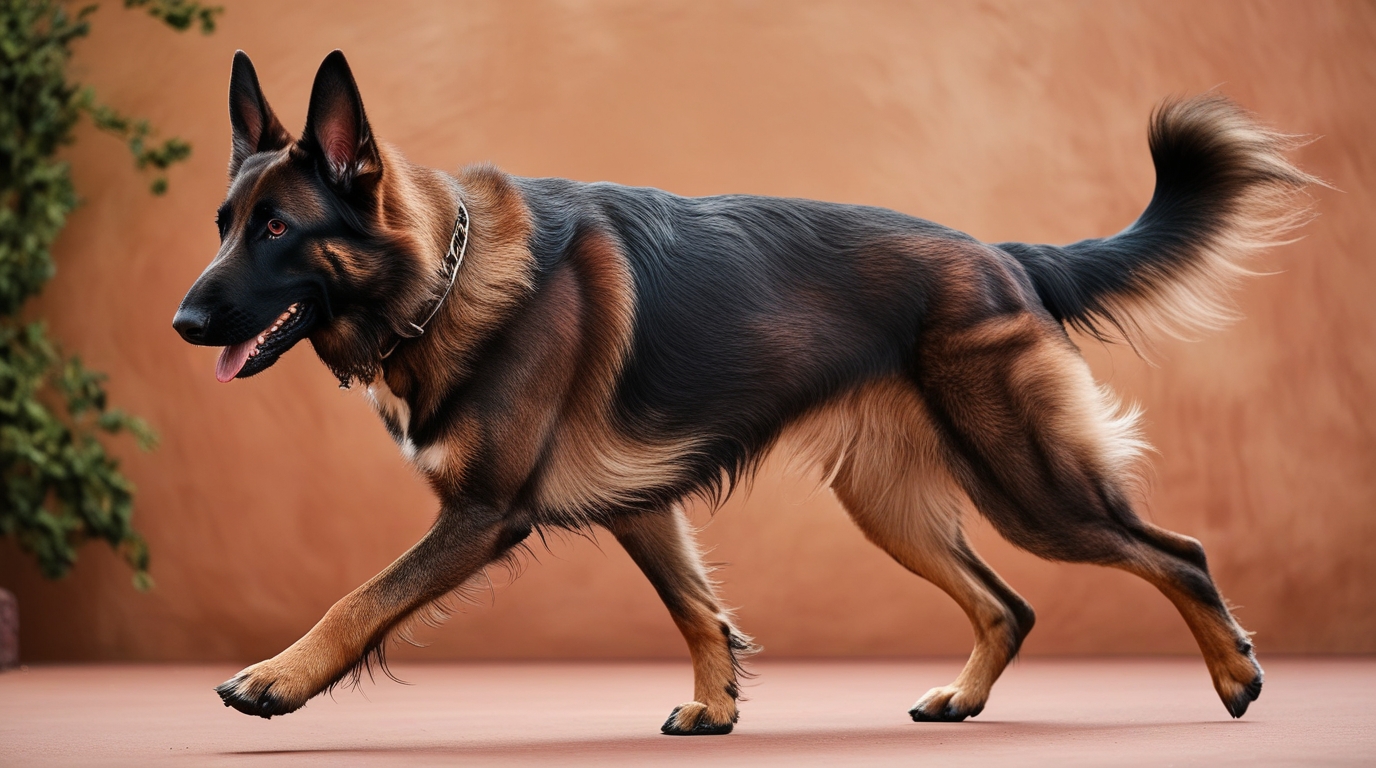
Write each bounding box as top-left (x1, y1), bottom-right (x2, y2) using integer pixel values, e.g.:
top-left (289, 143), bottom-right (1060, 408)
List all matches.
top-left (173, 306), bottom-right (209, 344)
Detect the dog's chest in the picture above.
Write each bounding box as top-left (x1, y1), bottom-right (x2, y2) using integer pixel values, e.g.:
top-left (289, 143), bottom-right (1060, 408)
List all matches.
top-left (365, 380), bottom-right (446, 473)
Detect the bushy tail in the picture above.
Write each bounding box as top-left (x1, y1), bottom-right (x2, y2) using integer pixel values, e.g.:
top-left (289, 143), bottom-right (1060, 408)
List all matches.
top-left (1001, 95), bottom-right (1318, 346)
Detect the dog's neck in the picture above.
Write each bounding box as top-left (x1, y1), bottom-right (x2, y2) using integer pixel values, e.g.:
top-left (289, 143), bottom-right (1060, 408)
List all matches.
top-left (371, 162), bottom-right (536, 438)
top-left (378, 182), bottom-right (469, 360)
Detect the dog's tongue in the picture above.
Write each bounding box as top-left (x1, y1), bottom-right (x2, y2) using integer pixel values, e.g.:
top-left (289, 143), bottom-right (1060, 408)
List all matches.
top-left (215, 338), bottom-right (256, 383)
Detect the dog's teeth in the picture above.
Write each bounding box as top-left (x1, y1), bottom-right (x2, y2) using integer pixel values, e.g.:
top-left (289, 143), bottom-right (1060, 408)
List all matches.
top-left (271, 324), bottom-right (280, 332)
top-left (249, 349), bottom-right (258, 357)
top-left (289, 305), bottom-right (297, 313)
top-left (258, 335), bottom-right (265, 344)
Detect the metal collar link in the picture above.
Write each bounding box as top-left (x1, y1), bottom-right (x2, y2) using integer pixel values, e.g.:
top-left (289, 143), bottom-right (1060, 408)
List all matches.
top-left (380, 196), bottom-right (470, 360)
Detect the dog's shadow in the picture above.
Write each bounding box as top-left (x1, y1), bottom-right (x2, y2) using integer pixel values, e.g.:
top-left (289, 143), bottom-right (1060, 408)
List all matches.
top-left (226, 719), bottom-right (1247, 759)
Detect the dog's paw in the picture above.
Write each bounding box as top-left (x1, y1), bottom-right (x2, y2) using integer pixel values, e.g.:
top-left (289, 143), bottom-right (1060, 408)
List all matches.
top-left (909, 685), bottom-right (986, 722)
top-left (215, 660), bottom-right (315, 719)
top-left (1215, 645), bottom-right (1264, 718)
top-left (661, 701), bottom-right (736, 735)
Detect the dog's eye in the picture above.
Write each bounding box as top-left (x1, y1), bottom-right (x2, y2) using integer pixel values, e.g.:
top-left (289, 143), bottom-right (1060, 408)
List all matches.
top-left (266, 219), bottom-right (287, 238)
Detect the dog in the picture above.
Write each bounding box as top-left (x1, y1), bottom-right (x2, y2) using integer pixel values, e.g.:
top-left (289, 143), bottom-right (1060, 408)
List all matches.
top-left (174, 49), bottom-right (1314, 733)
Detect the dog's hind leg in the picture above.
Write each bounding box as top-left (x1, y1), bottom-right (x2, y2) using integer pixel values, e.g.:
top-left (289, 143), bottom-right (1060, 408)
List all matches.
top-left (819, 379), bottom-right (1035, 722)
top-left (604, 506), bottom-right (755, 735)
top-left (914, 311), bottom-right (1263, 717)
top-left (215, 506), bottom-right (532, 718)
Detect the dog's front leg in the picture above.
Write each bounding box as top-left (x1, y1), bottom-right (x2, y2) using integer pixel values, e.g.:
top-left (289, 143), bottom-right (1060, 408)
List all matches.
top-left (216, 503), bottom-right (528, 718)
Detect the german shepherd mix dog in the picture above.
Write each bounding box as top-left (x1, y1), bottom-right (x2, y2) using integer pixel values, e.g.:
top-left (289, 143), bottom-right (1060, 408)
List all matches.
top-left (175, 50), bottom-right (1314, 733)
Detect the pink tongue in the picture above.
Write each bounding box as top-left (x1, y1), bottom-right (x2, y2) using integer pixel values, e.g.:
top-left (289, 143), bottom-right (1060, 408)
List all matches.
top-left (215, 338), bottom-right (257, 383)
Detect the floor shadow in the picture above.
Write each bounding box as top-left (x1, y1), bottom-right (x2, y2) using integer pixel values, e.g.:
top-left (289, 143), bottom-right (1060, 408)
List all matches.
top-left (224, 719), bottom-right (1249, 759)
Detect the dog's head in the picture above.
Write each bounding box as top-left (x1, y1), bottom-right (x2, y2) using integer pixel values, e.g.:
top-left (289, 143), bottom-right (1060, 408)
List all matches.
top-left (174, 51), bottom-right (432, 384)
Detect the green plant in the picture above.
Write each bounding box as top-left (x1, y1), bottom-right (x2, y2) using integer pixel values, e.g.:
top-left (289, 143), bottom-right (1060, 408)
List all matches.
top-left (0, 0), bottom-right (220, 590)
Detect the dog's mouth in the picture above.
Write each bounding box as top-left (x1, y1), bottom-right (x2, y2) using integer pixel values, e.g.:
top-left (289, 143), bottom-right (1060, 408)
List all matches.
top-left (215, 301), bottom-right (316, 382)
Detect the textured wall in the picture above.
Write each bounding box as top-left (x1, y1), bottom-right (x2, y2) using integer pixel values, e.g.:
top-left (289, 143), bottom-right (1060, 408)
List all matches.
top-left (2, 0), bottom-right (1372, 663)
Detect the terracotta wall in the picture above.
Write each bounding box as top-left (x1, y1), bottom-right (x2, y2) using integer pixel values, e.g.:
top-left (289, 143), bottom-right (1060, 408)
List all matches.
top-left (2, 1), bottom-right (1373, 663)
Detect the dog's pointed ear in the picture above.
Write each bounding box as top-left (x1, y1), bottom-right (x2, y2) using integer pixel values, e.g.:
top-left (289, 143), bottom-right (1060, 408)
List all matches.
top-left (302, 50), bottom-right (382, 197)
top-left (228, 51), bottom-right (292, 177)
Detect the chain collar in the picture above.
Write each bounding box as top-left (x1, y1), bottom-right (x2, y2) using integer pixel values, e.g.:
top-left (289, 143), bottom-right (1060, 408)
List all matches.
top-left (380, 195), bottom-right (470, 360)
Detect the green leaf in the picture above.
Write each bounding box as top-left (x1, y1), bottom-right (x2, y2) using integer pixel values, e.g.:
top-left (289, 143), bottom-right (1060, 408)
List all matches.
top-left (123, 0), bottom-right (223, 34)
top-left (0, 0), bottom-right (217, 589)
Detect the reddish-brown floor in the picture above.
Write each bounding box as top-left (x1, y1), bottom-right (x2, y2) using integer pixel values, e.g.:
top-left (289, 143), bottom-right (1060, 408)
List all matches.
top-left (2, 659), bottom-right (1372, 766)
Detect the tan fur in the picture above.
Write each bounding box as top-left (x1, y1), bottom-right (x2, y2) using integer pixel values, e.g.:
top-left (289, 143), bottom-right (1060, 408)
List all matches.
top-left (1035, 339), bottom-right (1150, 497)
